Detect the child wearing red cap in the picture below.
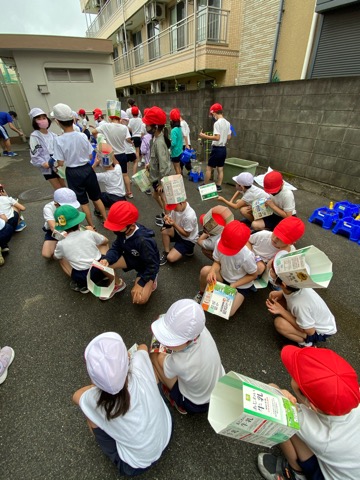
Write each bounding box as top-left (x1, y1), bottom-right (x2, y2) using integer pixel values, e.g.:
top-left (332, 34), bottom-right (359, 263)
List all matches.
top-left (78, 109), bottom-right (90, 139)
top-left (266, 251), bottom-right (337, 347)
top-left (169, 109), bottom-right (183, 175)
top-left (100, 202), bottom-right (160, 304)
top-left (142, 107), bottom-right (171, 222)
top-left (248, 216), bottom-right (305, 276)
top-left (252, 171), bottom-right (296, 232)
top-left (159, 201), bottom-right (198, 265)
top-left (198, 103), bottom-right (231, 192)
top-left (195, 220), bottom-right (257, 316)
top-left (128, 106), bottom-right (143, 175)
top-left (258, 346), bottom-right (360, 480)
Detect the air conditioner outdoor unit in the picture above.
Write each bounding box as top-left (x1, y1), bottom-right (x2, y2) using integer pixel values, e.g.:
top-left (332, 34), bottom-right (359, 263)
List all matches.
top-left (123, 87), bottom-right (131, 97)
top-left (150, 81), bottom-right (161, 94)
top-left (116, 31), bottom-right (122, 44)
top-left (116, 30), bottom-right (131, 45)
top-left (145, 2), bottom-right (165, 23)
top-left (93, 0), bottom-right (101, 8)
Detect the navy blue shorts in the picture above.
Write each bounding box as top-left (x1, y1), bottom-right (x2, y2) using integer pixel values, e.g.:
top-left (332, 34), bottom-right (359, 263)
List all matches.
top-left (171, 154), bottom-right (182, 164)
top-left (170, 230), bottom-right (195, 256)
top-left (169, 381), bottom-right (209, 413)
top-left (306, 332), bottom-right (331, 344)
top-left (100, 192), bottom-right (126, 208)
top-left (126, 153), bottom-right (136, 163)
top-left (114, 153), bottom-right (127, 174)
top-left (66, 163), bottom-right (101, 205)
top-left (0, 125), bottom-right (9, 140)
top-left (208, 146), bottom-right (226, 168)
top-left (132, 137), bottom-right (142, 148)
top-left (71, 266), bottom-right (106, 287)
top-left (297, 455), bottom-right (324, 480)
top-left (43, 171), bottom-right (61, 181)
top-left (0, 221), bottom-right (13, 247)
top-left (93, 427), bottom-right (154, 476)
top-left (43, 229), bottom-right (57, 242)
top-left (6, 211), bottom-right (19, 231)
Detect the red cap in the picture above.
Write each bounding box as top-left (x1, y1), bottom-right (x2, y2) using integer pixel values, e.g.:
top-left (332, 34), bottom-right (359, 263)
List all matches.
top-left (200, 212), bottom-right (227, 227)
top-left (218, 221), bottom-right (250, 256)
top-left (142, 106), bottom-right (167, 126)
top-left (94, 112), bottom-right (103, 121)
top-left (264, 171), bottom-right (283, 194)
top-left (169, 108), bottom-right (181, 121)
top-left (273, 217), bottom-right (305, 245)
top-left (104, 202), bottom-right (139, 231)
top-left (93, 108), bottom-right (102, 114)
top-left (131, 106), bottom-right (139, 116)
top-left (281, 346), bottom-right (360, 416)
top-left (78, 108), bottom-right (86, 115)
top-left (165, 204), bottom-right (178, 211)
top-left (109, 115), bottom-right (120, 120)
top-left (210, 103), bottom-right (223, 114)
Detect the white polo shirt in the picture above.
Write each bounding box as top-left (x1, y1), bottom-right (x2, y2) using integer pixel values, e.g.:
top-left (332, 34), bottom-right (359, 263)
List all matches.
top-left (96, 123), bottom-right (131, 155)
top-left (213, 243), bottom-right (257, 287)
top-left (212, 118), bottom-right (231, 146)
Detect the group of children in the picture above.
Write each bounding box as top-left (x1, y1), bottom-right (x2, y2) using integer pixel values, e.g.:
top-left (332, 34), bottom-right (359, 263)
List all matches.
top-left (2, 98), bottom-right (359, 480)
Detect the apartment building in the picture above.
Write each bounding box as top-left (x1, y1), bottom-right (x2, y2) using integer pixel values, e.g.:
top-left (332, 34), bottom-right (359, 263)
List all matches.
top-left (81, 0), bottom-right (360, 98)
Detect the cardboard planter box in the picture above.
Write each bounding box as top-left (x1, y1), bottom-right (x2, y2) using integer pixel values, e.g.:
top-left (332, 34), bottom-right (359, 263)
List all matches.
top-left (161, 174), bottom-right (186, 204)
top-left (208, 372), bottom-right (299, 447)
top-left (274, 245), bottom-right (333, 288)
top-left (202, 206), bottom-right (234, 235)
top-left (201, 282), bottom-right (237, 319)
top-left (87, 261), bottom-right (115, 299)
top-left (252, 198), bottom-right (273, 220)
top-left (106, 100), bottom-right (121, 118)
top-left (132, 169), bottom-right (151, 192)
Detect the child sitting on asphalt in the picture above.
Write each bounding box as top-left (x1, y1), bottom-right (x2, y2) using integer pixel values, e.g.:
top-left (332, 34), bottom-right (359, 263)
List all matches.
top-left (73, 332), bottom-right (172, 477)
top-left (42, 187), bottom-right (80, 259)
top-left (150, 299), bottom-right (225, 414)
top-left (0, 215), bottom-right (13, 266)
top-left (0, 184), bottom-right (26, 232)
top-left (195, 221), bottom-right (257, 317)
top-left (218, 172), bottom-right (268, 223)
top-left (248, 216), bottom-right (305, 276)
top-left (159, 200), bottom-right (198, 266)
top-left (53, 205), bottom-right (122, 298)
top-left (93, 156), bottom-right (126, 215)
top-left (266, 250), bottom-right (337, 347)
top-left (258, 346), bottom-right (360, 480)
top-left (100, 202), bottom-right (160, 305)
top-left (197, 210), bottom-right (227, 261)
top-left (252, 171), bottom-right (296, 232)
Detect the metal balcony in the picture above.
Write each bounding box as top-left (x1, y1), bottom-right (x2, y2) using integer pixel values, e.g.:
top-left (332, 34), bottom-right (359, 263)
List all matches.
top-left (113, 8), bottom-right (229, 77)
top-left (86, 0), bottom-right (124, 38)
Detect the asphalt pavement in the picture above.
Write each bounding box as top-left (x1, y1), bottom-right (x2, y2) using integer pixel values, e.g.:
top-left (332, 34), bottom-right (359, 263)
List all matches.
top-left (1, 144), bottom-right (359, 480)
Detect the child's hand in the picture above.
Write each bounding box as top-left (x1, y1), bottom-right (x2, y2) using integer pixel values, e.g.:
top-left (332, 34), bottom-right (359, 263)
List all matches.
top-left (266, 298), bottom-right (285, 315)
top-left (131, 283), bottom-right (143, 304)
top-left (85, 226), bottom-right (96, 231)
top-left (265, 199), bottom-right (275, 209)
top-left (207, 271), bottom-right (217, 285)
top-left (217, 196), bottom-right (225, 202)
top-left (99, 259), bottom-right (109, 267)
top-left (269, 290), bottom-right (283, 302)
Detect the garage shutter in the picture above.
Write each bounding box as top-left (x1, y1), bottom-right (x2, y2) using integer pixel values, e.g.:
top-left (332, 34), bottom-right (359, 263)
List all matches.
top-left (311, 5), bottom-right (360, 77)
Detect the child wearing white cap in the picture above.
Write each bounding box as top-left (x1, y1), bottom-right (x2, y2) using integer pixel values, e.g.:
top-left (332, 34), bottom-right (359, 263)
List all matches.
top-left (29, 107), bottom-right (65, 191)
top-left (218, 172), bottom-right (268, 223)
top-left (73, 332), bottom-right (172, 476)
top-left (41, 187), bottom-right (81, 259)
top-left (150, 299), bottom-right (225, 414)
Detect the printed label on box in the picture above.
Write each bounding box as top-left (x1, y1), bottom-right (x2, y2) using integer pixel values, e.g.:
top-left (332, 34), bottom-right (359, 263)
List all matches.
top-left (252, 198), bottom-right (273, 220)
top-left (199, 183), bottom-right (219, 201)
top-left (201, 282), bottom-right (237, 319)
top-left (161, 175), bottom-right (186, 204)
top-left (106, 100), bottom-right (121, 118)
top-left (132, 169), bottom-right (151, 192)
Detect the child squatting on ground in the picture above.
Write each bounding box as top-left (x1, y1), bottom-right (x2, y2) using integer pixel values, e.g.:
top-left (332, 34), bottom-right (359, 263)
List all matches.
top-left (257, 346), bottom-right (360, 480)
top-left (150, 299), bottom-right (225, 415)
top-left (100, 202), bottom-right (160, 305)
top-left (73, 332), bottom-right (172, 477)
top-left (266, 250), bottom-right (337, 347)
top-left (196, 220), bottom-right (257, 317)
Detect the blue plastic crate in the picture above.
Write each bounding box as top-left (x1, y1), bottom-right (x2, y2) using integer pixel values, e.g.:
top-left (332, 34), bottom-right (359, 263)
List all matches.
top-left (309, 207), bottom-right (339, 230)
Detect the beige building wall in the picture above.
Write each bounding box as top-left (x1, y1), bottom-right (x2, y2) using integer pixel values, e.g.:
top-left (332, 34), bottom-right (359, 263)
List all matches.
top-left (237, 0), bottom-right (281, 85)
top-left (275, 0), bottom-right (316, 81)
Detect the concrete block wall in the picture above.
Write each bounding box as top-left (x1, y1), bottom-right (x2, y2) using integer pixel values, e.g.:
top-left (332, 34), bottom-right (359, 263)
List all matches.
top-left (137, 76), bottom-right (360, 195)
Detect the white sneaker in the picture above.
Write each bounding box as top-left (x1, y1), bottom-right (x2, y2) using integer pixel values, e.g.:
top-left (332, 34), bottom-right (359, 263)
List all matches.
top-left (0, 347), bottom-right (15, 384)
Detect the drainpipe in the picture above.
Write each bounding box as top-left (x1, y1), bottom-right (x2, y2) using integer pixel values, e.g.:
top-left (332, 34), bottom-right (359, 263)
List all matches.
top-left (193, 0), bottom-right (197, 74)
top-left (122, 1), bottom-right (132, 88)
top-left (301, 10), bottom-right (319, 79)
top-left (268, 0), bottom-right (285, 83)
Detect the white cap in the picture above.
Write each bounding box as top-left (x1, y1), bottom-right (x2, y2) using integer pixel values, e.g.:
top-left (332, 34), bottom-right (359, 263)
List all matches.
top-left (29, 108), bottom-right (46, 119)
top-left (53, 188), bottom-right (80, 208)
top-left (72, 111), bottom-right (79, 119)
top-left (120, 110), bottom-right (129, 120)
top-left (85, 332), bottom-right (129, 395)
top-left (151, 299), bottom-right (205, 347)
top-left (50, 103), bottom-right (73, 121)
top-left (232, 172), bottom-right (254, 187)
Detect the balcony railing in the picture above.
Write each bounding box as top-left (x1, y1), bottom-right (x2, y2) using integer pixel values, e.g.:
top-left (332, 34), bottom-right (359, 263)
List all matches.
top-left (86, 0), bottom-right (124, 37)
top-left (113, 8), bottom-right (229, 77)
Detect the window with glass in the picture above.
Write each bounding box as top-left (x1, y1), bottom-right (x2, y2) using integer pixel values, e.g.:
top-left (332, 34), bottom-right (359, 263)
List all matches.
top-left (45, 68), bottom-right (93, 82)
top-left (133, 31), bottom-right (144, 67)
top-left (197, 0), bottom-right (221, 43)
top-left (148, 21), bottom-right (160, 61)
top-left (170, 1), bottom-right (186, 52)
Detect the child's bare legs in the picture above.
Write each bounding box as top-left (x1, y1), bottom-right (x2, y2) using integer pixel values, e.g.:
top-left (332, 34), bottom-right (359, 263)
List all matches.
top-left (150, 352), bottom-right (177, 389)
top-left (204, 166), bottom-right (214, 184)
top-left (274, 315), bottom-right (307, 343)
top-left (58, 258), bottom-right (72, 276)
top-left (280, 435), bottom-right (315, 473)
top-left (92, 199), bottom-right (106, 222)
top-left (131, 277), bottom-right (156, 305)
top-left (81, 203), bottom-right (95, 227)
top-left (42, 240), bottom-right (57, 259)
top-left (48, 177), bottom-right (66, 190)
top-left (251, 219), bottom-right (266, 231)
top-left (216, 166), bottom-right (224, 187)
top-left (199, 265), bottom-right (223, 292)
top-left (240, 205), bottom-right (254, 222)
top-left (229, 291), bottom-right (245, 317)
top-left (122, 173), bottom-right (132, 196)
top-left (173, 162), bottom-right (181, 175)
top-left (152, 189), bottom-right (166, 211)
top-left (133, 150), bottom-right (139, 175)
